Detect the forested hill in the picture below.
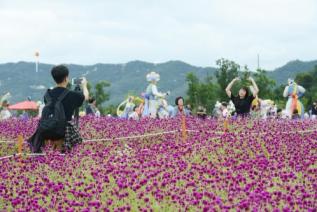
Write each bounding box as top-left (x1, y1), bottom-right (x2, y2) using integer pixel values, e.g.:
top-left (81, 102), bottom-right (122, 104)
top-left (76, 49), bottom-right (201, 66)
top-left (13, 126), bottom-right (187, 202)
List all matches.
top-left (1, 59), bottom-right (316, 105)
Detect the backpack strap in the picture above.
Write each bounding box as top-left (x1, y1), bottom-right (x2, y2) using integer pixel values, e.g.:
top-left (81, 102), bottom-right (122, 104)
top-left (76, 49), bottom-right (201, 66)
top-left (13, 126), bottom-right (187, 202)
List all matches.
top-left (44, 89), bottom-right (53, 104)
top-left (57, 89), bottom-right (70, 102)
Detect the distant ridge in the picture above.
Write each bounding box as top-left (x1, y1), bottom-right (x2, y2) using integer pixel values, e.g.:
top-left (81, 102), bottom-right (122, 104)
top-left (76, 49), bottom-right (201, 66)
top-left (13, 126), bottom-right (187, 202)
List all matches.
top-left (1, 59), bottom-right (317, 105)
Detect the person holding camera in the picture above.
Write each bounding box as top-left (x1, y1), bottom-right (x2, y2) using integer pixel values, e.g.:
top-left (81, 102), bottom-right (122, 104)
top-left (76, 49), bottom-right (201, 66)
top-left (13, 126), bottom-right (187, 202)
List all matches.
top-left (28, 65), bottom-right (89, 153)
top-left (225, 77), bottom-right (259, 116)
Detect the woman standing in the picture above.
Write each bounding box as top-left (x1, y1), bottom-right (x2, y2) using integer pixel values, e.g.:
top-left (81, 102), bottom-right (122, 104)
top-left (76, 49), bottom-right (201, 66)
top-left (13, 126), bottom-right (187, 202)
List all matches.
top-left (225, 77), bottom-right (259, 116)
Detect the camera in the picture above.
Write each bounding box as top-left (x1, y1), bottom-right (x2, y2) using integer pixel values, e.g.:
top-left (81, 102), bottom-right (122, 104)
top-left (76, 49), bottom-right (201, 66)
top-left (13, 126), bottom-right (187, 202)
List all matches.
top-left (72, 77), bottom-right (83, 86)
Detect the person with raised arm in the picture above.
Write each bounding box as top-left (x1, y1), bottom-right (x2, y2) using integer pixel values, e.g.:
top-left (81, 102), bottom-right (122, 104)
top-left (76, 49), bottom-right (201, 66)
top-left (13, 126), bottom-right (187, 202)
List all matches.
top-left (225, 77), bottom-right (259, 116)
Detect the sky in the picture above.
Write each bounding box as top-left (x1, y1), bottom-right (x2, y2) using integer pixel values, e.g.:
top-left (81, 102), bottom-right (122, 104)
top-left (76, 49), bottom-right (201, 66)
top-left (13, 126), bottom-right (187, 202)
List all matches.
top-left (0, 0), bottom-right (316, 70)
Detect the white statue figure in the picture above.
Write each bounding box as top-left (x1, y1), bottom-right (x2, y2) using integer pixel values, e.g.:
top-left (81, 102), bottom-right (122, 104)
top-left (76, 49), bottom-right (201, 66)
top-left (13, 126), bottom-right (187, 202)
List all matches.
top-left (142, 72), bottom-right (170, 118)
top-left (283, 79), bottom-right (305, 118)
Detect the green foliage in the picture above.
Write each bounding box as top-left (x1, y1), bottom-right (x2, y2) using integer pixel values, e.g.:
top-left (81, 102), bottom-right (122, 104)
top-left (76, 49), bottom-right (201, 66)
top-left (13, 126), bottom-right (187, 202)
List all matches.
top-left (239, 65), bottom-right (251, 85)
top-left (215, 59), bottom-right (240, 101)
top-left (185, 73), bottom-right (200, 108)
top-left (253, 68), bottom-right (276, 99)
top-left (103, 104), bottom-right (117, 116)
top-left (87, 81), bottom-right (111, 115)
top-left (95, 81), bottom-right (111, 107)
top-left (233, 65), bottom-right (252, 92)
top-left (294, 65), bottom-right (317, 107)
top-left (186, 73), bottom-right (218, 113)
top-left (272, 85), bottom-right (287, 109)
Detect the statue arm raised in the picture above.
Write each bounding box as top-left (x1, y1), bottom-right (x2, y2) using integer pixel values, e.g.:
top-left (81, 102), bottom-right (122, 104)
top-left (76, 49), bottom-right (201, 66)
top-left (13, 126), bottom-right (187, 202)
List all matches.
top-left (298, 85), bottom-right (305, 93)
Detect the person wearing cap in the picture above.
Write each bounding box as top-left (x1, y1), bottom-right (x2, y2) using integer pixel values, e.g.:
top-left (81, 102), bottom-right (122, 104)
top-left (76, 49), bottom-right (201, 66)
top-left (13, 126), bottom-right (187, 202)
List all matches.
top-left (143, 72), bottom-right (170, 118)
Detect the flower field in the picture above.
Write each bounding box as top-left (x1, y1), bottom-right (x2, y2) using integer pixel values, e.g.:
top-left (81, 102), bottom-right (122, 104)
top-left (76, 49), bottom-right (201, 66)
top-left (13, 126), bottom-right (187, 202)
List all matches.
top-left (0, 117), bottom-right (316, 211)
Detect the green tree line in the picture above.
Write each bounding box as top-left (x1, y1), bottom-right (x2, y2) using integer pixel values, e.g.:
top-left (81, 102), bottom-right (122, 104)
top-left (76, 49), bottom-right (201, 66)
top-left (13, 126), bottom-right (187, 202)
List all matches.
top-left (83, 59), bottom-right (317, 116)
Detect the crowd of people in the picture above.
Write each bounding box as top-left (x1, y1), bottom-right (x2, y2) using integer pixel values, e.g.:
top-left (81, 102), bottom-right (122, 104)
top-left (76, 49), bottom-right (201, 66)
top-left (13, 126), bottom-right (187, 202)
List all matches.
top-left (116, 72), bottom-right (315, 121)
top-left (0, 64), bottom-right (316, 153)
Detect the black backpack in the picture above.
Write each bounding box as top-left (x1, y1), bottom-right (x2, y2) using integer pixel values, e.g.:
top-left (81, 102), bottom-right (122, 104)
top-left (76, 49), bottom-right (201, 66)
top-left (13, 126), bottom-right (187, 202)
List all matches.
top-left (39, 89), bottom-right (69, 139)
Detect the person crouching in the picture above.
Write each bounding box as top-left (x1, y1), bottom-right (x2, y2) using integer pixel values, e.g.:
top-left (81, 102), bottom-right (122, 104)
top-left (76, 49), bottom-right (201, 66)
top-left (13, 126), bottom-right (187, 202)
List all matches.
top-left (28, 65), bottom-right (89, 153)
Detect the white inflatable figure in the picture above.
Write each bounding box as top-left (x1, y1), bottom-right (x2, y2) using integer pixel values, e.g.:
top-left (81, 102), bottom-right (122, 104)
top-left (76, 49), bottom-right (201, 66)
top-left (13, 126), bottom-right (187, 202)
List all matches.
top-left (259, 99), bottom-right (274, 119)
top-left (117, 96), bottom-right (135, 119)
top-left (213, 101), bottom-right (231, 119)
top-left (128, 111), bottom-right (139, 120)
top-left (249, 85), bottom-right (276, 119)
top-left (227, 101), bottom-right (236, 116)
top-left (212, 101), bottom-right (222, 118)
top-left (304, 113), bottom-right (309, 119)
top-left (281, 110), bottom-right (288, 119)
top-left (283, 79), bottom-right (305, 118)
top-left (157, 98), bottom-right (173, 119)
top-left (142, 72), bottom-right (169, 118)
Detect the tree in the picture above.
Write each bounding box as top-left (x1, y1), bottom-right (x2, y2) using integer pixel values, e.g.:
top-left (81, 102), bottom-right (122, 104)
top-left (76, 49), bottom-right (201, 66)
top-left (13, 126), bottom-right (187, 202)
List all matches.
top-left (295, 71), bottom-right (315, 107)
top-left (253, 68), bottom-right (276, 99)
top-left (240, 65), bottom-right (251, 83)
top-left (104, 104), bottom-right (117, 116)
top-left (186, 73), bottom-right (200, 108)
top-left (87, 80), bottom-right (111, 114)
top-left (186, 72), bottom-right (218, 113)
top-left (295, 72), bottom-right (314, 91)
top-left (215, 58), bottom-right (240, 101)
top-left (95, 81), bottom-right (111, 107)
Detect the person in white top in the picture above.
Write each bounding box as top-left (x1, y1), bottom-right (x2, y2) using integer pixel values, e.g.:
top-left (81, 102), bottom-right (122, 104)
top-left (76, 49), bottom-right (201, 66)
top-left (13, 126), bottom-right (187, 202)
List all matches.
top-left (0, 101), bottom-right (12, 120)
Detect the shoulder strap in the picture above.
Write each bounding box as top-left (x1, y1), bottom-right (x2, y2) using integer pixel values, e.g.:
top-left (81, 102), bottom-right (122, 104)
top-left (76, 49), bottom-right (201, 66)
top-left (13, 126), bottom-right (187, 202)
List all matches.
top-left (44, 89), bottom-right (53, 103)
top-left (57, 89), bottom-right (70, 102)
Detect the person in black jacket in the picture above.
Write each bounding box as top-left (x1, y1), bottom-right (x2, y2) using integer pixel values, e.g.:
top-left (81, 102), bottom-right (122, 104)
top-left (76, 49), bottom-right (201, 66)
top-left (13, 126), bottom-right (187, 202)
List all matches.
top-left (28, 65), bottom-right (89, 152)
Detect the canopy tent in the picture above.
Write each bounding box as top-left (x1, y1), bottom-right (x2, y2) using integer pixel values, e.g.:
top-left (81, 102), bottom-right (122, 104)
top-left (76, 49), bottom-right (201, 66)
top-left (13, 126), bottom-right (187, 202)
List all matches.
top-left (8, 101), bottom-right (39, 110)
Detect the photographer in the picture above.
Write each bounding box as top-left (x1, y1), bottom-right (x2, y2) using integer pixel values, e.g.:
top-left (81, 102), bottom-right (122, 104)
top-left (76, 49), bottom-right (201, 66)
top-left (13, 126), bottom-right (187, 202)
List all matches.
top-left (28, 65), bottom-right (89, 153)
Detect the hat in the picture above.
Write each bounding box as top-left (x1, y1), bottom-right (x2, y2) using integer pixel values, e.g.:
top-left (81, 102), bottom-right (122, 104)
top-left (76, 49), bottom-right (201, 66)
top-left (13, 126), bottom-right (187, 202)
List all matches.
top-left (288, 79), bottom-right (295, 85)
top-left (146, 72), bottom-right (160, 82)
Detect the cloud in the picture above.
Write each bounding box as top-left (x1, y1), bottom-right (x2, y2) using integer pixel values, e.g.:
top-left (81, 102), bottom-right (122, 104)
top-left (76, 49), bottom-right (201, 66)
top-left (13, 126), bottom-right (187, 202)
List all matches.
top-left (0, 0), bottom-right (316, 70)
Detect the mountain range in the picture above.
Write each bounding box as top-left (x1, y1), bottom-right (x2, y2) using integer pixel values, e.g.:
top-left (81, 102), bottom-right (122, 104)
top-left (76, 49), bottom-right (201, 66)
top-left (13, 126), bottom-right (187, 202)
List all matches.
top-left (1, 59), bottom-right (317, 106)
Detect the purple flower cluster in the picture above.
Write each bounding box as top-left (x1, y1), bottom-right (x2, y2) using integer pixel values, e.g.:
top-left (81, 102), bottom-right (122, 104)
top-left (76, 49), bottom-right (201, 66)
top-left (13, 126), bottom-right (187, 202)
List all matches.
top-left (0, 117), bottom-right (316, 210)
